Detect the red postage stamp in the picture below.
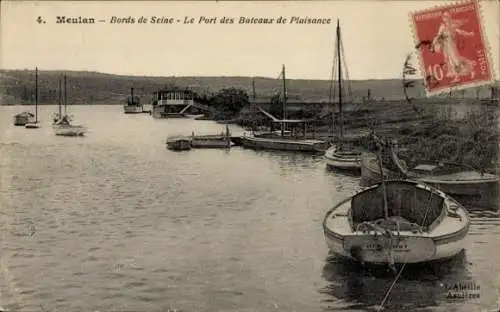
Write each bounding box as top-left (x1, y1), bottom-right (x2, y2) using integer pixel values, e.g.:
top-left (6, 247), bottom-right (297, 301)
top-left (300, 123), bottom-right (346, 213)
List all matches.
top-left (410, 0), bottom-right (494, 96)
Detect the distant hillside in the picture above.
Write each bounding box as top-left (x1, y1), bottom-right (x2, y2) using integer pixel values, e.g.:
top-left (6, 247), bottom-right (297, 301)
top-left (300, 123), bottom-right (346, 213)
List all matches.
top-left (0, 69), bottom-right (497, 105)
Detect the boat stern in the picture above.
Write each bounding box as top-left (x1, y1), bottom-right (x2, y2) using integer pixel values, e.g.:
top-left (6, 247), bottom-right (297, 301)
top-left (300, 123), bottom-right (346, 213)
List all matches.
top-left (341, 233), bottom-right (437, 264)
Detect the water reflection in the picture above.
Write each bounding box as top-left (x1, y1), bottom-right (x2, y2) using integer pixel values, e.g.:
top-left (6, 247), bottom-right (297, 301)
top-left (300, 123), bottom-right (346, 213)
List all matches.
top-left (325, 165), bottom-right (362, 178)
top-left (320, 251), bottom-right (469, 312)
top-left (247, 149), bottom-right (325, 172)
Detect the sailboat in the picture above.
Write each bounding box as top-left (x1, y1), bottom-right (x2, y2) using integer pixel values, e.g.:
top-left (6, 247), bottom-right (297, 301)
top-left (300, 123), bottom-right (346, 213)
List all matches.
top-left (25, 67), bottom-right (42, 129)
top-left (323, 149), bottom-right (470, 266)
top-left (324, 20), bottom-right (362, 172)
top-left (52, 74), bottom-right (87, 136)
top-left (242, 65), bottom-right (328, 153)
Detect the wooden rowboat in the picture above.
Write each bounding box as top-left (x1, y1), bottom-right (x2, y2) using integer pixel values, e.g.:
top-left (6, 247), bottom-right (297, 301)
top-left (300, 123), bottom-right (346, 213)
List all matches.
top-left (323, 180), bottom-right (470, 265)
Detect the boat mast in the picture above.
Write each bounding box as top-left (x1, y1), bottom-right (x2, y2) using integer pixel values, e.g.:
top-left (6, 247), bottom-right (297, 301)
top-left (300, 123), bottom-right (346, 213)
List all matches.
top-left (35, 67), bottom-right (38, 122)
top-left (63, 74), bottom-right (67, 115)
top-left (281, 64), bottom-right (287, 136)
top-left (58, 77), bottom-right (62, 117)
top-left (375, 140), bottom-right (389, 221)
top-left (252, 78), bottom-right (256, 101)
top-left (337, 19), bottom-right (344, 151)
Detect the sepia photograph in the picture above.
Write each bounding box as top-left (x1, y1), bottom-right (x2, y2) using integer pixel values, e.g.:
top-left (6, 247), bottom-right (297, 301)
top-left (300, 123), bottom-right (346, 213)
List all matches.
top-left (0, 0), bottom-right (499, 311)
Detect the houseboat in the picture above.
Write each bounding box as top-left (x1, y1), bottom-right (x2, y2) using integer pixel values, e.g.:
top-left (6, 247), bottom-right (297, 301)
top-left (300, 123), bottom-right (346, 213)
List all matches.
top-left (152, 89), bottom-right (198, 118)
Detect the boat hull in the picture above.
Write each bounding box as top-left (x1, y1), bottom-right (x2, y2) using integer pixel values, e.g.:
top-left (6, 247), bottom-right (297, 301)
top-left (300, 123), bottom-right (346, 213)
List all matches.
top-left (242, 135), bottom-right (328, 153)
top-left (167, 140), bottom-right (192, 151)
top-left (13, 114), bottom-right (35, 126)
top-left (324, 146), bottom-right (361, 172)
top-left (53, 125), bottom-right (86, 136)
top-left (360, 153), bottom-right (498, 208)
top-left (323, 181), bottom-right (470, 265)
top-left (191, 139), bottom-right (233, 149)
top-left (25, 122), bottom-right (41, 129)
top-left (123, 105), bottom-right (143, 114)
top-left (324, 229), bottom-right (467, 265)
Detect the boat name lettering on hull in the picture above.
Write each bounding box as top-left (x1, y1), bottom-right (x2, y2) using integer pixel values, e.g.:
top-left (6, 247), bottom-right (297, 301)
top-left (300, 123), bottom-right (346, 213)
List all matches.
top-left (364, 243), bottom-right (409, 251)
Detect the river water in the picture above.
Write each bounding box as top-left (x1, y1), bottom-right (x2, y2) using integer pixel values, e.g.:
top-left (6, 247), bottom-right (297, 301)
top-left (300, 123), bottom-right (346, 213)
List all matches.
top-left (0, 105), bottom-right (498, 312)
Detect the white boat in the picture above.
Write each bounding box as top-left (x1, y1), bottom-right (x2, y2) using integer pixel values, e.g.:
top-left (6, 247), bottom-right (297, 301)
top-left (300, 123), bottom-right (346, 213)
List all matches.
top-left (123, 87), bottom-right (143, 114)
top-left (323, 179), bottom-right (470, 266)
top-left (324, 146), bottom-right (361, 171)
top-left (52, 74), bottom-right (87, 136)
top-left (324, 20), bottom-right (361, 172)
top-left (241, 66), bottom-right (327, 153)
top-left (53, 117), bottom-right (87, 136)
top-left (243, 130), bottom-right (328, 152)
top-left (25, 67), bottom-right (41, 129)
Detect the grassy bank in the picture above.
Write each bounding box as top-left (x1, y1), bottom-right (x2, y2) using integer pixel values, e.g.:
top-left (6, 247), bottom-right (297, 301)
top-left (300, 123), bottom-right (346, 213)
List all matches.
top-left (236, 99), bottom-right (498, 173)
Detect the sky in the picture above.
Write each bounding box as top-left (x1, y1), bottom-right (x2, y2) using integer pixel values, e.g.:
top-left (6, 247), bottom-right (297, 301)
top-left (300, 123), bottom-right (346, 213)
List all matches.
top-left (1, 0), bottom-right (499, 80)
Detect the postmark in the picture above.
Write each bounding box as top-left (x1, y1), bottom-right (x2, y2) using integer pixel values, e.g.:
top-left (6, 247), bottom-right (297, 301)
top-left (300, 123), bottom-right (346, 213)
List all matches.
top-left (409, 0), bottom-right (494, 96)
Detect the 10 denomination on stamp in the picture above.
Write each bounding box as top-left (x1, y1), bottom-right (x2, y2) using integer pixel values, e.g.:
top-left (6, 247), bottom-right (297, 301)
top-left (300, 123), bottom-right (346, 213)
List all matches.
top-left (410, 0), bottom-right (494, 96)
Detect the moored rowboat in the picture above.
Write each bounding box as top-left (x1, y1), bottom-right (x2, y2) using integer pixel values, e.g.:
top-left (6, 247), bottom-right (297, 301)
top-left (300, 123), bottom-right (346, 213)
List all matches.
top-left (166, 136), bottom-right (192, 151)
top-left (323, 180), bottom-right (470, 265)
top-left (324, 146), bottom-right (362, 172)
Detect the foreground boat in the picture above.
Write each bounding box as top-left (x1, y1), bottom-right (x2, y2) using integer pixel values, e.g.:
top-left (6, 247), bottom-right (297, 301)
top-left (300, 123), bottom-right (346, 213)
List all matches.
top-left (166, 136), bottom-right (192, 151)
top-left (323, 179), bottom-right (470, 265)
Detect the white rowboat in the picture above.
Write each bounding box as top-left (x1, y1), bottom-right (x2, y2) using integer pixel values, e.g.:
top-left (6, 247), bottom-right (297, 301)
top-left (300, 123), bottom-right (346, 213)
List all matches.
top-left (323, 180), bottom-right (469, 265)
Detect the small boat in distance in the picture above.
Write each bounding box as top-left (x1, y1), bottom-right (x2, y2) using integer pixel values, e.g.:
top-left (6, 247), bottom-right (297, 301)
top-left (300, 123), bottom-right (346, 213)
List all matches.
top-left (52, 74), bottom-right (87, 136)
top-left (166, 136), bottom-right (192, 151)
top-left (190, 125), bottom-right (233, 148)
top-left (323, 179), bottom-right (470, 266)
top-left (25, 67), bottom-right (41, 129)
top-left (123, 87), bottom-right (143, 114)
top-left (13, 111), bottom-right (35, 126)
top-left (324, 19), bottom-right (361, 172)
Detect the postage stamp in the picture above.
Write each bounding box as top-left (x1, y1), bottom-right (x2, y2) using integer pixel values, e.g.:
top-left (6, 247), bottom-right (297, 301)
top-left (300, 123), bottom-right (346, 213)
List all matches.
top-left (409, 0), bottom-right (494, 96)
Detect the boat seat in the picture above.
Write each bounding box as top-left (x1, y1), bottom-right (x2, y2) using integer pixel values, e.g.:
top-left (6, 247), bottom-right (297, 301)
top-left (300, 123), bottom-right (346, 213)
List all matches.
top-left (356, 217), bottom-right (422, 233)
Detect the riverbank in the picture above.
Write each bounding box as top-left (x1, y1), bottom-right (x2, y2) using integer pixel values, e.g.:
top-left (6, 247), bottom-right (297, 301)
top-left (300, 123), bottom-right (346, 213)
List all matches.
top-left (233, 99), bottom-right (498, 173)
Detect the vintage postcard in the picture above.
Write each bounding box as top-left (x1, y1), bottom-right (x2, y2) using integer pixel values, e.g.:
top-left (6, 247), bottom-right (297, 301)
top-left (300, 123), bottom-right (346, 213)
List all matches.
top-left (0, 1), bottom-right (499, 312)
